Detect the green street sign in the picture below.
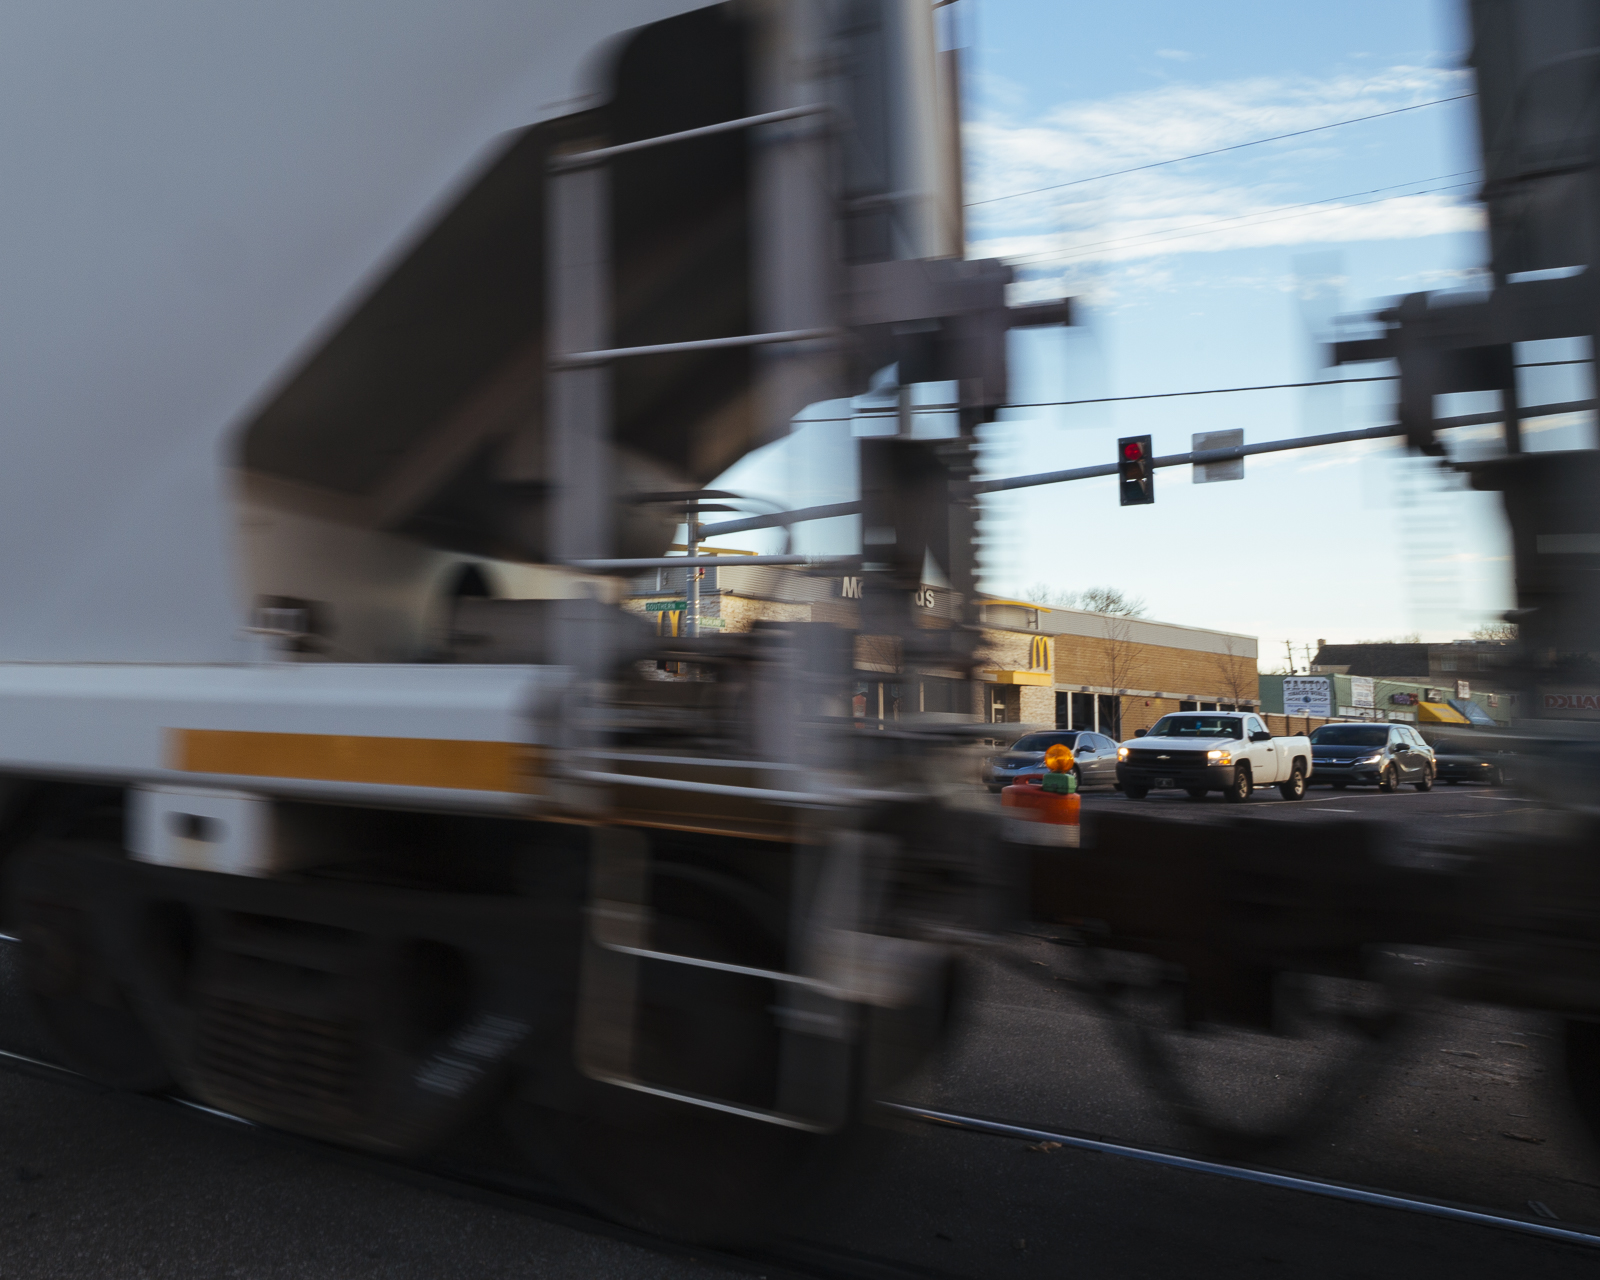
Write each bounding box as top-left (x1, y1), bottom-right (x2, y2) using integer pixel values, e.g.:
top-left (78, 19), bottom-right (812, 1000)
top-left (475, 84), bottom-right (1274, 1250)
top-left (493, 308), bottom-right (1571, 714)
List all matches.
top-left (643, 600), bottom-right (688, 612)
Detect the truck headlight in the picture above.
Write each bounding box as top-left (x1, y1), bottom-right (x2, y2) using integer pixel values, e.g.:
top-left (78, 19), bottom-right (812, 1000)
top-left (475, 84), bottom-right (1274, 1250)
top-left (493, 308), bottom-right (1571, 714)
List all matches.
top-left (1207, 749), bottom-right (1231, 764)
top-left (1117, 746), bottom-right (1129, 761)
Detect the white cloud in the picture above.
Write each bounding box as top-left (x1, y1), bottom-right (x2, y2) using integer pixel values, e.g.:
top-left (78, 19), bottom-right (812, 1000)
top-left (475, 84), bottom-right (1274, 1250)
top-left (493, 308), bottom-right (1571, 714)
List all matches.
top-left (1155, 49), bottom-right (1195, 62)
top-left (965, 64), bottom-right (1480, 279)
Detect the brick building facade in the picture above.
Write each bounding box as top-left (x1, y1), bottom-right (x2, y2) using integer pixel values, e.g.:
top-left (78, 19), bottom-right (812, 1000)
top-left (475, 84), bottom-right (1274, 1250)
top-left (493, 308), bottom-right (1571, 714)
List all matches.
top-left (625, 564), bottom-right (1258, 738)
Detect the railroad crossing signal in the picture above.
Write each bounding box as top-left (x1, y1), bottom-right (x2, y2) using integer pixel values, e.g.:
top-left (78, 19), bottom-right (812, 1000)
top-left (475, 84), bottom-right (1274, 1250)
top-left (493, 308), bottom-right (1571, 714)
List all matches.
top-left (1118, 435), bottom-right (1154, 506)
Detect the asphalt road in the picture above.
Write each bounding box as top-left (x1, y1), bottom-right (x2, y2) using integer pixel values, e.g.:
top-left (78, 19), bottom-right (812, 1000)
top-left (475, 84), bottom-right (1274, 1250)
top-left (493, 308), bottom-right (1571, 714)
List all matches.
top-left (0, 783), bottom-right (1595, 1277)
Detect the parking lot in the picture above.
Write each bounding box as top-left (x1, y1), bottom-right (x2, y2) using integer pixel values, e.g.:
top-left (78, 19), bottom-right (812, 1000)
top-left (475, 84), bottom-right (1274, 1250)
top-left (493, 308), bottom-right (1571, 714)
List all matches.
top-left (1040, 776), bottom-right (1557, 837)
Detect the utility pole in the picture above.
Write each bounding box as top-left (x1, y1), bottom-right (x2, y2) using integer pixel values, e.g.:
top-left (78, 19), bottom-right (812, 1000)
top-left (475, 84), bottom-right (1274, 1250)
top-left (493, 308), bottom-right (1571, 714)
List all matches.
top-left (1284, 639), bottom-right (1296, 674)
top-left (685, 515), bottom-right (699, 639)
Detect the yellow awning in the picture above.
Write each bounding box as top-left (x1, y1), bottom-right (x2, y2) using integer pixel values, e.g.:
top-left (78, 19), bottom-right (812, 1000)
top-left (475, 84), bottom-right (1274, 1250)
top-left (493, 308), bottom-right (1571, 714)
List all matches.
top-left (1417, 701), bottom-right (1470, 724)
top-left (986, 669), bottom-right (1052, 686)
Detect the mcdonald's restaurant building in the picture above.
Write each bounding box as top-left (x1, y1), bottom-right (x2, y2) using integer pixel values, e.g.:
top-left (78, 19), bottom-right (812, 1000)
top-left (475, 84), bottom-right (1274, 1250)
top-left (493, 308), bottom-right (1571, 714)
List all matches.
top-left (624, 563), bottom-right (1259, 738)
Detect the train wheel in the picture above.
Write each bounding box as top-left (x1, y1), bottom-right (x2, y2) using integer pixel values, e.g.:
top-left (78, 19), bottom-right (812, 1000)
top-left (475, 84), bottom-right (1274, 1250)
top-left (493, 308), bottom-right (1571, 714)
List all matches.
top-left (504, 864), bottom-right (842, 1242)
top-left (14, 886), bottom-right (174, 1092)
top-left (1565, 1019), bottom-right (1600, 1150)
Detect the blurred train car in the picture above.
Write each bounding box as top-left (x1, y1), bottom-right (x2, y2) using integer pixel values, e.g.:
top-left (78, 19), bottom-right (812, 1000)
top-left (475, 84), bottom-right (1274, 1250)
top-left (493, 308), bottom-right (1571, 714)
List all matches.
top-left (0, 0), bottom-right (1034, 1239)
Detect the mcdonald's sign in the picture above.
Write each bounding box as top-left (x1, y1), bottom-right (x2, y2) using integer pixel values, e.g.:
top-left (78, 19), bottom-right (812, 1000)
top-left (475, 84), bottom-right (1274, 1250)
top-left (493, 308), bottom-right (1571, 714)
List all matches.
top-left (1029, 636), bottom-right (1050, 672)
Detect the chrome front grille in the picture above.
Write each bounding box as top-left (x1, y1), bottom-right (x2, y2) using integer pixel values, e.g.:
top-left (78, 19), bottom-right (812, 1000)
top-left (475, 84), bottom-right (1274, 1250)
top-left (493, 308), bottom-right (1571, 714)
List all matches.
top-left (1125, 749), bottom-right (1210, 767)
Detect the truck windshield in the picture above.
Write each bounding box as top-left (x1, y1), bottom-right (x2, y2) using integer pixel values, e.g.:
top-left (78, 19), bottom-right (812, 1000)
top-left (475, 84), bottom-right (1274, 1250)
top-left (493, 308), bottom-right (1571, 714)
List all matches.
top-left (1148, 716), bottom-right (1243, 739)
top-left (1310, 726), bottom-right (1389, 746)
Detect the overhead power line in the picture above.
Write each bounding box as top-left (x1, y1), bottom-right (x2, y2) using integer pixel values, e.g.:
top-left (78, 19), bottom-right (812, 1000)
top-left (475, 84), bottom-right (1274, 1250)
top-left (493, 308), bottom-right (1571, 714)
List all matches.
top-left (1007, 171), bottom-right (1480, 267)
top-left (966, 92), bottom-right (1476, 209)
top-left (1003, 376), bottom-right (1396, 410)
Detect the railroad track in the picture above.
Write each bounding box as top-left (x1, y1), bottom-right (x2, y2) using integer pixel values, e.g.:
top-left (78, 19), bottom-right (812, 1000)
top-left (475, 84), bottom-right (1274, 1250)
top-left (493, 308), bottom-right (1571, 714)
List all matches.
top-left (0, 909), bottom-right (1595, 1274)
top-left (0, 1039), bottom-right (958, 1280)
top-left (1, 1034), bottom-right (1595, 1275)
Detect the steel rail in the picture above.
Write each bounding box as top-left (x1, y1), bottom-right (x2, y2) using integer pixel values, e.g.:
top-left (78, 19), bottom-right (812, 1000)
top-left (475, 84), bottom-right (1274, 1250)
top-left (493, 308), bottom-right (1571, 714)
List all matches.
top-left (550, 103), bottom-right (830, 170)
top-left (0, 1042), bottom-right (908, 1280)
top-left (553, 326), bottom-right (840, 370)
top-left (560, 767), bottom-right (830, 805)
top-left (880, 1102), bottom-right (1600, 1249)
top-left (567, 552), bottom-right (856, 570)
top-left (695, 501), bottom-right (864, 538)
top-left (0, 1026), bottom-right (1589, 1262)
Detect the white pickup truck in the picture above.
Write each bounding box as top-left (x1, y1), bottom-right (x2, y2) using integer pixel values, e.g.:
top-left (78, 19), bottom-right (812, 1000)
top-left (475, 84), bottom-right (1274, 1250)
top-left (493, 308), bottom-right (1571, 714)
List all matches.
top-left (1115, 711), bottom-right (1312, 802)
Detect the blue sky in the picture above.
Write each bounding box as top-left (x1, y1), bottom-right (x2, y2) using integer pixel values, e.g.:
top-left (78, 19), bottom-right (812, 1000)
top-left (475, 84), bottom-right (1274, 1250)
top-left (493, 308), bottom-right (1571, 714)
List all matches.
top-left (704, 0), bottom-right (1596, 667)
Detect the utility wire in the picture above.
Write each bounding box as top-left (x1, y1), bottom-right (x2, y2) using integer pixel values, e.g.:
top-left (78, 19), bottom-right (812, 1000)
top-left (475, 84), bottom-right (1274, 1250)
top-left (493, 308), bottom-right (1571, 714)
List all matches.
top-left (1006, 171), bottom-right (1480, 267)
top-left (1014, 179), bottom-right (1479, 267)
top-left (966, 92), bottom-right (1476, 208)
top-left (1003, 376), bottom-right (1396, 410)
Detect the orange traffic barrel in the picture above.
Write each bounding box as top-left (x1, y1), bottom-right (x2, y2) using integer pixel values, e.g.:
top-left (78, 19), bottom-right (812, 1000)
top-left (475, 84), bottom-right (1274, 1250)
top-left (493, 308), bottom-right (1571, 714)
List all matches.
top-left (1001, 777), bottom-right (1081, 846)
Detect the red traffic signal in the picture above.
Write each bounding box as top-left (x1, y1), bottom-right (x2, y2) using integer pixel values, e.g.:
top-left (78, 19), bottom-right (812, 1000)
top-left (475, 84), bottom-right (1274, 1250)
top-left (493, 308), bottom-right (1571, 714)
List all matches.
top-left (1118, 434), bottom-right (1155, 506)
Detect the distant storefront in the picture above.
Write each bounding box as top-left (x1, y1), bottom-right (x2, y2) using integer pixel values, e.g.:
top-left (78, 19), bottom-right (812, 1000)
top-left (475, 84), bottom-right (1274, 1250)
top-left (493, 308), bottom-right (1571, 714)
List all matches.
top-left (624, 565), bottom-right (1258, 737)
top-left (1260, 672), bottom-right (1513, 729)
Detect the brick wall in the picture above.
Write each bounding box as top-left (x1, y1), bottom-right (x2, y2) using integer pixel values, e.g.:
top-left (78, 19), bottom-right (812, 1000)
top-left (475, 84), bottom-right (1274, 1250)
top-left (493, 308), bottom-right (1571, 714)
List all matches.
top-left (627, 588), bottom-right (1259, 739)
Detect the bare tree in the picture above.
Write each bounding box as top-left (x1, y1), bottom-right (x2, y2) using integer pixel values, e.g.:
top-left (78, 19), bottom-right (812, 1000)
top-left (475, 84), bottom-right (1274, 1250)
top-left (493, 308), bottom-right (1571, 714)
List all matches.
top-left (1016, 582), bottom-right (1078, 609)
top-left (1015, 584), bottom-right (1149, 615)
top-left (1076, 585), bottom-right (1146, 618)
top-left (1065, 586), bottom-right (1145, 736)
top-left (1470, 621), bottom-right (1517, 641)
top-left (1209, 634), bottom-right (1256, 709)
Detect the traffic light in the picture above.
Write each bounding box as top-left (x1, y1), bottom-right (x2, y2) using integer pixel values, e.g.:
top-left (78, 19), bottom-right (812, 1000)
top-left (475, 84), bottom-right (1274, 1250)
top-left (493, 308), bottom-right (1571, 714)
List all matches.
top-left (1118, 435), bottom-right (1154, 506)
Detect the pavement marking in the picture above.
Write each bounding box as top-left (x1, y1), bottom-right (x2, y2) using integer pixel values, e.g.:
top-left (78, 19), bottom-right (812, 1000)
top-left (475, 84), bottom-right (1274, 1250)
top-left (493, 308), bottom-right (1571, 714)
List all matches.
top-left (881, 1102), bottom-right (1600, 1250)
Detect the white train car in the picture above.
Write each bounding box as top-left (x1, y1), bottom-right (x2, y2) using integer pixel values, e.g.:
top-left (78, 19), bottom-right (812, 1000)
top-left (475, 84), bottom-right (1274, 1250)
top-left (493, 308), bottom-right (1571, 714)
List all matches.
top-left (0, 0), bottom-right (1014, 1238)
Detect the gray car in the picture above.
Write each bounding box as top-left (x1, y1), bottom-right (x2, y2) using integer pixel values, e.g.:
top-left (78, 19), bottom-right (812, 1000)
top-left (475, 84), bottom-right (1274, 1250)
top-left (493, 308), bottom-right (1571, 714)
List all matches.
top-left (1309, 722), bottom-right (1435, 791)
top-left (983, 730), bottom-right (1120, 792)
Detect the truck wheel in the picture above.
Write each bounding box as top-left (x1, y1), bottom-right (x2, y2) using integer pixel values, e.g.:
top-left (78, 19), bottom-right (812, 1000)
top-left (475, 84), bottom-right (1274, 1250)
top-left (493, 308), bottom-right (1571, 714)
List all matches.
top-left (1413, 765), bottom-right (1434, 792)
top-left (1183, 788), bottom-right (1208, 801)
top-left (1277, 765), bottom-right (1306, 801)
top-left (1378, 765), bottom-right (1399, 793)
top-left (1123, 784), bottom-right (1149, 800)
top-left (1222, 766), bottom-right (1252, 804)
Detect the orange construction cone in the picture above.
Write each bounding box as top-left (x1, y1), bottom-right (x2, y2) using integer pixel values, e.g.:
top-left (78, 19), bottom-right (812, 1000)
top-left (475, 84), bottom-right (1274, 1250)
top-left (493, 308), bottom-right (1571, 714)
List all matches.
top-left (1001, 743), bottom-right (1081, 846)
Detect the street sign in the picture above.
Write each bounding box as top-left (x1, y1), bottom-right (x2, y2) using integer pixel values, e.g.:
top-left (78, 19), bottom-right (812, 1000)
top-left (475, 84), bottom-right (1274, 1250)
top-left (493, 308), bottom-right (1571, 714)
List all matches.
top-left (644, 600), bottom-right (688, 612)
top-left (1192, 429), bottom-right (1244, 483)
top-left (1284, 676), bottom-right (1331, 718)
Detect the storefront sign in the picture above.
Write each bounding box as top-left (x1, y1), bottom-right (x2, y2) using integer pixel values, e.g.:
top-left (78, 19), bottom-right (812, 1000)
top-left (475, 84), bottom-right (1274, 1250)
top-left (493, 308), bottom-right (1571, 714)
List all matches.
top-left (1544, 691), bottom-right (1600, 716)
top-left (1350, 676), bottom-right (1375, 709)
top-left (1283, 676), bottom-right (1331, 718)
top-left (1390, 692), bottom-right (1417, 705)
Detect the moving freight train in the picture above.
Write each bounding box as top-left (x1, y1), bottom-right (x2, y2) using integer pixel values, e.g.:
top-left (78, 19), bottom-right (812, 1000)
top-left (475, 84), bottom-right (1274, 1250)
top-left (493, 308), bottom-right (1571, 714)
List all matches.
top-left (0, 0), bottom-right (1035, 1238)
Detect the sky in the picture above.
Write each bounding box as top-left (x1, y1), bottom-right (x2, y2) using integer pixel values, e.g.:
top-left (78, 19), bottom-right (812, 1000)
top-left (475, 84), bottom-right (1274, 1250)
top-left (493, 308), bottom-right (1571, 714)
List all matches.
top-left (704, 0), bottom-right (1598, 670)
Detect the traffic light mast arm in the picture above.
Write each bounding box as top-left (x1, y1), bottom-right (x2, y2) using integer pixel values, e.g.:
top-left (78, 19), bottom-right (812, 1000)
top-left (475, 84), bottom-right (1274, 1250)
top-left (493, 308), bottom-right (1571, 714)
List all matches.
top-left (970, 421), bottom-right (1406, 495)
top-left (690, 394), bottom-right (1592, 534)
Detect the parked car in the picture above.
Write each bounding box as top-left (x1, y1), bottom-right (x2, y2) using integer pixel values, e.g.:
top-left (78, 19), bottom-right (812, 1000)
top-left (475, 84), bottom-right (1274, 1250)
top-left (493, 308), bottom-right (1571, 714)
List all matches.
top-left (1420, 729), bottom-right (1512, 786)
top-left (1116, 712), bottom-right (1311, 802)
top-left (1308, 722), bottom-right (1435, 791)
top-left (983, 730), bottom-right (1120, 792)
